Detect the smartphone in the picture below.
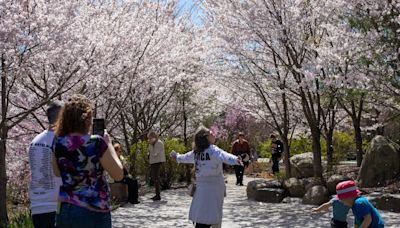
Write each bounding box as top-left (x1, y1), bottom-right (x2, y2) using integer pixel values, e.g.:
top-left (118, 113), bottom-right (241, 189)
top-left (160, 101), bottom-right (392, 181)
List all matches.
top-left (92, 118), bottom-right (106, 136)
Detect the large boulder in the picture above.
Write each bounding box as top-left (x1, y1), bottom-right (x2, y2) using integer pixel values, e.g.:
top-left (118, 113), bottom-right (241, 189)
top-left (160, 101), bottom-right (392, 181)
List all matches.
top-left (247, 179), bottom-right (282, 200)
top-left (357, 136), bottom-right (400, 187)
top-left (290, 152), bottom-right (315, 178)
top-left (367, 193), bottom-right (400, 213)
top-left (302, 185), bottom-right (330, 205)
top-left (283, 178), bottom-right (306, 198)
top-left (254, 188), bottom-right (286, 203)
top-left (327, 175), bottom-right (352, 195)
top-left (302, 177), bottom-right (325, 193)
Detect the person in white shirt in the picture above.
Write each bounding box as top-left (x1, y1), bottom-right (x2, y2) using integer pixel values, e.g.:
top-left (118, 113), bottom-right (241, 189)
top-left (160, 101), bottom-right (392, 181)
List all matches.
top-left (148, 131), bottom-right (166, 201)
top-left (171, 127), bottom-right (242, 228)
top-left (28, 101), bottom-right (63, 228)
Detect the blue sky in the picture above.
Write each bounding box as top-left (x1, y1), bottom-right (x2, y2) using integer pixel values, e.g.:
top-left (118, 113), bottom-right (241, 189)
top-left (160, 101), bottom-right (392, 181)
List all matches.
top-left (177, 0), bottom-right (203, 25)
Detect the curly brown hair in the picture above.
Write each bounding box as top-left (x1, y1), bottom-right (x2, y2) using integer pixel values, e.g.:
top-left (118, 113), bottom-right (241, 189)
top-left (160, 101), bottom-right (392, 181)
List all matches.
top-left (55, 94), bottom-right (93, 136)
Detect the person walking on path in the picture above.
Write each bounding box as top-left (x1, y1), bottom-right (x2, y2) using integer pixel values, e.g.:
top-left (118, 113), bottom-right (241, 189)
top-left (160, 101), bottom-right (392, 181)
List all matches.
top-left (171, 127), bottom-right (242, 228)
top-left (270, 134), bottom-right (283, 174)
top-left (28, 101), bottom-right (64, 228)
top-left (148, 130), bottom-right (166, 201)
top-left (231, 132), bottom-right (251, 186)
top-left (52, 94), bottom-right (124, 228)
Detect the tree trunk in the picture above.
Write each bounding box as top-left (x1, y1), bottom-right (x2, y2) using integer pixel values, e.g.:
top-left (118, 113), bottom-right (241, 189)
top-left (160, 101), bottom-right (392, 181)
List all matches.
top-left (354, 122), bottom-right (363, 167)
top-left (0, 55), bottom-right (8, 225)
top-left (282, 137), bottom-right (291, 178)
top-left (311, 127), bottom-right (323, 178)
top-left (326, 130), bottom-right (334, 169)
top-left (182, 96), bottom-right (191, 184)
top-left (121, 113), bottom-right (135, 176)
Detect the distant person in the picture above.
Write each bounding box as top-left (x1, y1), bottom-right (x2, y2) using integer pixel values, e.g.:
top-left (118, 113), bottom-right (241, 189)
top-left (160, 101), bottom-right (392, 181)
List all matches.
top-left (28, 101), bottom-right (63, 228)
top-left (311, 196), bottom-right (350, 228)
top-left (52, 94), bottom-right (124, 228)
top-left (270, 134), bottom-right (283, 174)
top-left (337, 180), bottom-right (384, 228)
top-left (114, 143), bottom-right (140, 204)
top-left (148, 130), bottom-right (166, 201)
top-left (171, 127), bottom-right (242, 228)
top-left (231, 132), bottom-right (251, 186)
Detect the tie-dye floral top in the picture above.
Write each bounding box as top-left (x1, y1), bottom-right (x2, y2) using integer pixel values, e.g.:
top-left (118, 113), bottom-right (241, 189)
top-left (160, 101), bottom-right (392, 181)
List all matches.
top-left (54, 134), bottom-right (110, 212)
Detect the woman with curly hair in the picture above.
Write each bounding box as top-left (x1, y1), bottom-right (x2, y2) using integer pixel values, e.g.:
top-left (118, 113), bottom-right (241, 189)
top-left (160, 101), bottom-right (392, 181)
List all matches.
top-left (52, 94), bottom-right (123, 228)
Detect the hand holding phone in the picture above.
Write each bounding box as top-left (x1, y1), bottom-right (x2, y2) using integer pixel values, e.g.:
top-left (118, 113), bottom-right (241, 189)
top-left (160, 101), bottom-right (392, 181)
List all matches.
top-left (93, 118), bottom-right (105, 136)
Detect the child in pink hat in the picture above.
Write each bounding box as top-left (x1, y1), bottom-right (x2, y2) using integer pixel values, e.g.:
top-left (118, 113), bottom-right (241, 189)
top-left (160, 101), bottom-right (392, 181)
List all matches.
top-left (337, 180), bottom-right (384, 228)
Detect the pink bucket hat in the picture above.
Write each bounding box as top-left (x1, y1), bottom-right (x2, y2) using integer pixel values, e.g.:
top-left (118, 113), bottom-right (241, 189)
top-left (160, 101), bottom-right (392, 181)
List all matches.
top-left (336, 180), bottom-right (362, 200)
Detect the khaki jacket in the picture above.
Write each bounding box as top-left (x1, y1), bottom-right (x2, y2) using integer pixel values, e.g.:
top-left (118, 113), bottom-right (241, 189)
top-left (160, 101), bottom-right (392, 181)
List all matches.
top-left (149, 139), bottom-right (166, 164)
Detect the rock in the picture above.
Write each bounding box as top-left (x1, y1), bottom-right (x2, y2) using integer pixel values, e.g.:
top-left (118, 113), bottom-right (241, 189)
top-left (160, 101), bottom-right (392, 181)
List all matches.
top-left (302, 177), bottom-right (325, 192)
top-left (282, 197), bottom-right (303, 204)
top-left (247, 179), bottom-right (282, 200)
top-left (290, 152), bottom-right (315, 178)
top-left (367, 193), bottom-right (400, 213)
top-left (327, 175), bottom-right (352, 195)
top-left (110, 183), bottom-right (128, 202)
top-left (357, 136), bottom-right (400, 187)
top-left (254, 188), bottom-right (285, 203)
top-left (302, 185), bottom-right (330, 205)
top-left (283, 178), bottom-right (306, 198)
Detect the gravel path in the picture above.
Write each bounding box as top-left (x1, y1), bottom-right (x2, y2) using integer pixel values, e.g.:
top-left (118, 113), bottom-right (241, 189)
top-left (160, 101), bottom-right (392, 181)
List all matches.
top-left (112, 175), bottom-right (400, 227)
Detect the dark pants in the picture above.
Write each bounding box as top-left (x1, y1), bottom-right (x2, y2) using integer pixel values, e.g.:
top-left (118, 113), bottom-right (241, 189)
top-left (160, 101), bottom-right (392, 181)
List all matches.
top-left (32, 212), bottom-right (56, 228)
top-left (119, 177), bottom-right (139, 204)
top-left (234, 165), bottom-right (244, 184)
top-left (56, 203), bottom-right (111, 228)
top-left (331, 219), bottom-right (348, 228)
top-left (195, 223), bottom-right (211, 228)
top-left (150, 163), bottom-right (162, 196)
top-left (272, 153), bottom-right (281, 174)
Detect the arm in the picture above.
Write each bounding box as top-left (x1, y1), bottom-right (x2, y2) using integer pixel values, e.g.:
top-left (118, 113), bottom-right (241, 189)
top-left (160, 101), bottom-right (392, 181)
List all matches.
top-left (101, 145), bottom-right (124, 181)
top-left (52, 153), bottom-right (61, 177)
top-left (311, 202), bottom-right (331, 212)
top-left (216, 147), bottom-right (241, 165)
top-left (176, 151), bottom-right (195, 164)
top-left (359, 214), bottom-right (372, 228)
top-left (100, 133), bottom-right (124, 181)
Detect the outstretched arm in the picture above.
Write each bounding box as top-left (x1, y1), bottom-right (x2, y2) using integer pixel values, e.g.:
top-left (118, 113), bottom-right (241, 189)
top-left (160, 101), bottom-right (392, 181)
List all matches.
top-left (216, 147), bottom-right (241, 165)
top-left (176, 151), bottom-right (195, 164)
top-left (311, 202), bottom-right (331, 212)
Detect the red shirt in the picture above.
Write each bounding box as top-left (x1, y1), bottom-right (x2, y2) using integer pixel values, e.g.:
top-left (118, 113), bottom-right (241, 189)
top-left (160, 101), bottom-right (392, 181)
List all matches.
top-left (231, 139), bottom-right (251, 156)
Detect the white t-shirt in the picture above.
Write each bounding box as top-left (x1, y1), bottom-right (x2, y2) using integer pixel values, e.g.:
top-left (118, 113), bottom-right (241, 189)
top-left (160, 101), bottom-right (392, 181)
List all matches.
top-left (176, 145), bottom-right (239, 178)
top-left (28, 130), bottom-right (62, 215)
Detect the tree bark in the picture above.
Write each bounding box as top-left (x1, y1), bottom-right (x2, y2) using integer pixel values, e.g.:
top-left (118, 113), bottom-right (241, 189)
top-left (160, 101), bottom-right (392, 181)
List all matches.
top-left (354, 122), bottom-right (363, 167)
top-left (326, 130), bottom-right (334, 168)
top-left (311, 127), bottom-right (323, 178)
top-left (282, 137), bottom-right (291, 177)
top-left (0, 55), bottom-right (8, 225)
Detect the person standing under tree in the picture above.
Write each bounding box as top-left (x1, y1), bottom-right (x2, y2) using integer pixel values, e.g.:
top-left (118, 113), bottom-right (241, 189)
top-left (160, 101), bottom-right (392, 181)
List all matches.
top-left (231, 132), bottom-right (251, 186)
top-left (28, 101), bottom-right (64, 228)
top-left (270, 134), bottom-right (283, 174)
top-left (147, 130), bottom-right (166, 201)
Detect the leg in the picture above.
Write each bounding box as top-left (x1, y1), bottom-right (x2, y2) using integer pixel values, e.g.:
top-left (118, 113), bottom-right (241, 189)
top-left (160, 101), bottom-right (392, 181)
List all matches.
top-left (32, 212), bottom-right (56, 228)
top-left (272, 154), bottom-right (279, 174)
top-left (150, 163), bottom-right (161, 200)
top-left (195, 223), bottom-right (211, 228)
top-left (93, 211), bottom-right (112, 228)
top-left (238, 165), bottom-right (245, 185)
top-left (234, 165), bottom-right (240, 185)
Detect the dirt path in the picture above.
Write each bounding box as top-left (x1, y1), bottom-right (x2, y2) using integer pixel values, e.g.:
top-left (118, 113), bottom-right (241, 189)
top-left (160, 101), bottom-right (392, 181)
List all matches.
top-left (112, 175), bottom-right (400, 227)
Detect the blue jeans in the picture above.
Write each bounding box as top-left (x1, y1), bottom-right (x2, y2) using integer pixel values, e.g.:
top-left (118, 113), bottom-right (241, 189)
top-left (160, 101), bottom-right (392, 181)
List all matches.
top-left (56, 203), bottom-right (111, 228)
top-left (32, 211), bottom-right (56, 228)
